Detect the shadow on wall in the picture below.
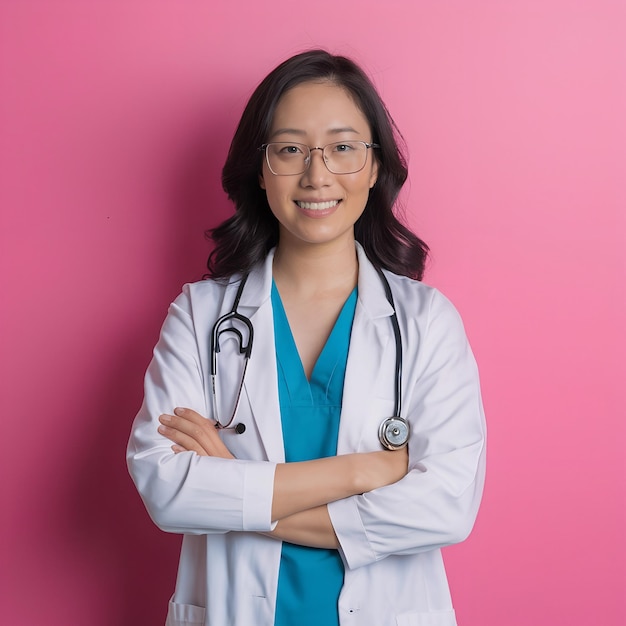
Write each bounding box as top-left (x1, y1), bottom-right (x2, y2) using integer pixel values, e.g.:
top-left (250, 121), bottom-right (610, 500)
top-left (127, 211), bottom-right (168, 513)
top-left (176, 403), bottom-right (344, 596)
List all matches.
top-left (58, 104), bottom-right (239, 625)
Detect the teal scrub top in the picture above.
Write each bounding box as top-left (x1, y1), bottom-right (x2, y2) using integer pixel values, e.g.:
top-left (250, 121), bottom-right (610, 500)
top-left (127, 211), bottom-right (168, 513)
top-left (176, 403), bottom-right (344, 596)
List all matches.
top-left (271, 282), bottom-right (357, 626)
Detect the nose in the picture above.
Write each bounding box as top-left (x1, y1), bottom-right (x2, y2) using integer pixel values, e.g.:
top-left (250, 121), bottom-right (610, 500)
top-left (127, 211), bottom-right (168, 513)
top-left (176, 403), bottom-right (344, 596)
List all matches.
top-left (301, 147), bottom-right (332, 186)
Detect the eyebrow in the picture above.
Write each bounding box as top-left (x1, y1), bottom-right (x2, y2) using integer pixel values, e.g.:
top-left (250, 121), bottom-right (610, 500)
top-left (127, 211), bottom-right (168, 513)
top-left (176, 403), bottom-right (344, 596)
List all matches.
top-left (269, 127), bottom-right (361, 140)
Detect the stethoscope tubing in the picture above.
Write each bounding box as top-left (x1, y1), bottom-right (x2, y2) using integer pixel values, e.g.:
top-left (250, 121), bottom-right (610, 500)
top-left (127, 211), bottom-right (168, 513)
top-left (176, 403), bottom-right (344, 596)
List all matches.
top-left (210, 266), bottom-right (410, 449)
top-left (375, 267), bottom-right (403, 419)
top-left (210, 274), bottom-right (252, 433)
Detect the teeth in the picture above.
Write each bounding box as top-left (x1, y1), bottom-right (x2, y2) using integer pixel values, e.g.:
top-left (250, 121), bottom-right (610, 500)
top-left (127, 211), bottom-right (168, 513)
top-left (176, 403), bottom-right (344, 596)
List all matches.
top-left (296, 200), bottom-right (339, 210)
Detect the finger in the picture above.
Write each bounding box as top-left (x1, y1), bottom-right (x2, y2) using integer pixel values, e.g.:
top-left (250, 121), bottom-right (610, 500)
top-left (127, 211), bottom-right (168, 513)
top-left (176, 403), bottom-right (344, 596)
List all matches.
top-left (159, 410), bottom-right (216, 451)
top-left (159, 410), bottom-right (235, 459)
top-left (174, 407), bottom-right (216, 427)
top-left (158, 423), bottom-right (209, 456)
top-left (171, 408), bottom-right (221, 447)
top-left (171, 444), bottom-right (187, 454)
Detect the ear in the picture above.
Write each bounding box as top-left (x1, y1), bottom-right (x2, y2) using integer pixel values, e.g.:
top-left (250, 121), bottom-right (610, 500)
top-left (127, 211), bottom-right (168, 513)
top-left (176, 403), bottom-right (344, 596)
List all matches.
top-left (369, 157), bottom-right (379, 189)
top-left (259, 173), bottom-right (266, 189)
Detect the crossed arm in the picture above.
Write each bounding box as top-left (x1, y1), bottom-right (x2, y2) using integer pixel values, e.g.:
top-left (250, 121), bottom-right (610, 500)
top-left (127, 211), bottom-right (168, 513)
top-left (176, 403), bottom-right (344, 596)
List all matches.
top-left (158, 407), bottom-right (407, 549)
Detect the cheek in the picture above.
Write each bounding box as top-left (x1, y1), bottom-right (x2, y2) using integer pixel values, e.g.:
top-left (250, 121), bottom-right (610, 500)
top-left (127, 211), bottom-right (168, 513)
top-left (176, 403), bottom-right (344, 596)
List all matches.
top-left (261, 180), bottom-right (292, 220)
top-left (263, 173), bottom-right (293, 202)
top-left (348, 170), bottom-right (377, 199)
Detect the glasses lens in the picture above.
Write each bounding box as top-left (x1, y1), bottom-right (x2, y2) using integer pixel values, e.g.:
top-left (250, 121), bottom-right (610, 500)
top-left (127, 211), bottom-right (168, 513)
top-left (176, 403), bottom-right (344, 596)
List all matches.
top-left (323, 141), bottom-right (368, 174)
top-left (266, 143), bottom-right (309, 175)
top-left (264, 141), bottom-right (370, 175)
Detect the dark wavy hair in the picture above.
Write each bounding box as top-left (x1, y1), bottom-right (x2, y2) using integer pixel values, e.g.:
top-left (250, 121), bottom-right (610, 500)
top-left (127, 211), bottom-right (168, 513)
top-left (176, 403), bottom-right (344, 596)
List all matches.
top-left (207, 49), bottom-right (428, 280)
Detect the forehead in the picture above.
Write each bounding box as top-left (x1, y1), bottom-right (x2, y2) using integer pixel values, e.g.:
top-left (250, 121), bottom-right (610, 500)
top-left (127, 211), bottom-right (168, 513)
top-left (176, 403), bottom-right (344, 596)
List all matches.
top-left (269, 80), bottom-right (371, 137)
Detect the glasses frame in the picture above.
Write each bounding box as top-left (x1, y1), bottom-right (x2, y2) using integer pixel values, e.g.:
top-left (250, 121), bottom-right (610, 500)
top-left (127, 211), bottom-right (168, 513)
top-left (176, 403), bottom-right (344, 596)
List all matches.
top-left (259, 140), bottom-right (380, 176)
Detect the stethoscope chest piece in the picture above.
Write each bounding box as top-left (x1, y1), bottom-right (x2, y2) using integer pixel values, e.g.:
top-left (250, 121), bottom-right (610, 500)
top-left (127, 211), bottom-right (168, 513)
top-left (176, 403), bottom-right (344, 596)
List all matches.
top-left (378, 416), bottom-right (410, 450)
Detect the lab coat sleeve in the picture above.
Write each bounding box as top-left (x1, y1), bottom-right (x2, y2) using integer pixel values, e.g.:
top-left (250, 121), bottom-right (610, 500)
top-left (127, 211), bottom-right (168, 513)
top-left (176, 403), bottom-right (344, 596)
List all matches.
top-left (327, 290), bottom-right (486, 570)
top-left (127, 285), bottom-right (276, 534)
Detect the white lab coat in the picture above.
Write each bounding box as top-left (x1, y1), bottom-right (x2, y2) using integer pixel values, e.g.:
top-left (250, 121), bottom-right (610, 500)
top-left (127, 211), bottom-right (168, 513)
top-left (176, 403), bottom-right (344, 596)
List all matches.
top-left (127, 244), bottom-right (486, 626)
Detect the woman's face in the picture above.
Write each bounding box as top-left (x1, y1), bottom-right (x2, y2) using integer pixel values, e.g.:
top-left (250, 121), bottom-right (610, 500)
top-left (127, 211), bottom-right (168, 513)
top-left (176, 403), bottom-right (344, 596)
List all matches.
top-left (259, 80), bottom-right (378, 253)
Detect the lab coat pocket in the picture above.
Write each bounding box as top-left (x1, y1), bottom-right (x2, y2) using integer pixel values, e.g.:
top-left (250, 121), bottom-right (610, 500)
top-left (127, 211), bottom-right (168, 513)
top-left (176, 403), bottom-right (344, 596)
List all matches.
top-left (395, 609), bottom-right (457, 626)
top-left (165, 599), bottom-right (206, 625)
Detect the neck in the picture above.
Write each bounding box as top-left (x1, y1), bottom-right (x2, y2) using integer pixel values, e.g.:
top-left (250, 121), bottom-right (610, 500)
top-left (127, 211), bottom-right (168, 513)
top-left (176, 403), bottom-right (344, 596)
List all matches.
top-left (272, 239), bottom-right (359, 296)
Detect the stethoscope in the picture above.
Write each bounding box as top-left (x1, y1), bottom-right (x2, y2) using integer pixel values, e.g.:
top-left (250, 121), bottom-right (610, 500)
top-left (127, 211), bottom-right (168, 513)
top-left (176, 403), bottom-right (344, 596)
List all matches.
top-left (210, 269), bottom-right (410, 450)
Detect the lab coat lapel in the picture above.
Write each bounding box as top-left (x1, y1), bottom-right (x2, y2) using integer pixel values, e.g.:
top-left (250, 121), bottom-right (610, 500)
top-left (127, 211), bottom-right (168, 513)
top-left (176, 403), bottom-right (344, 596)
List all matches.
top-left (236, 251), bottom-right (286, 462)
top-left (229, 246), bottom-right (394, 459)
top-left (337, 245), bottom-right (396, 453)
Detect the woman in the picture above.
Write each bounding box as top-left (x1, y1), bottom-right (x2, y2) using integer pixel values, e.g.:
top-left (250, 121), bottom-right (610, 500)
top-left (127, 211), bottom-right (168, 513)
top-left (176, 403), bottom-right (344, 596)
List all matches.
top-left (128, 50), bottom-right (486, 626)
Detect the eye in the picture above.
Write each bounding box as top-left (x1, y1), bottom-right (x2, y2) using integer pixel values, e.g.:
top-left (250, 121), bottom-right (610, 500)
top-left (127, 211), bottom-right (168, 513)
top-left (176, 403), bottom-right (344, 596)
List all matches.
top-left (332, 142), bottom-right (356, 153)
top-left (277, 144), bottom-right (305, 155)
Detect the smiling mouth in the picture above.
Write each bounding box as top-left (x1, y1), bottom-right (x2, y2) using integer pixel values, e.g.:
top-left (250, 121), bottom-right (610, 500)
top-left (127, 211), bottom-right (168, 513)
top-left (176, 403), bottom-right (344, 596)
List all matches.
top-left (295, 200), bottom-right (340, 211)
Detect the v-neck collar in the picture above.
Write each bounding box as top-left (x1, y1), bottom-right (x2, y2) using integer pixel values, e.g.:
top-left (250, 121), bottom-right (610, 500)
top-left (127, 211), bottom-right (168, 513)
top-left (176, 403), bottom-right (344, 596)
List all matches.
top-left (271, 281), bottom-right (357, 401)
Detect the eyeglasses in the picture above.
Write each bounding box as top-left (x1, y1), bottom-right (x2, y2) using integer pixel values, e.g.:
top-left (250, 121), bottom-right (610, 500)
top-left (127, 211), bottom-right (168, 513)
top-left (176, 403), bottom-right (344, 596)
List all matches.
top-left (260, 141), bottom-right (379, 176)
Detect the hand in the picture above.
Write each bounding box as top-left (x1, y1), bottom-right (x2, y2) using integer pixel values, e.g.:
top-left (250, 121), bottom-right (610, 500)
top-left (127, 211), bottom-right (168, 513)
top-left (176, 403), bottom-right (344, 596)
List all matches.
top-left (158, 407), bottom-right (235, 459)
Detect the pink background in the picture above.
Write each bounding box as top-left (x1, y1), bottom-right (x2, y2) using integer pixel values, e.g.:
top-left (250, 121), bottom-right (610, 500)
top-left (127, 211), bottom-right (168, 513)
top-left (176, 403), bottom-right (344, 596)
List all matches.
top-left (1, 1), bottom-right (624, 624)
